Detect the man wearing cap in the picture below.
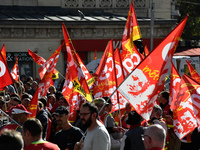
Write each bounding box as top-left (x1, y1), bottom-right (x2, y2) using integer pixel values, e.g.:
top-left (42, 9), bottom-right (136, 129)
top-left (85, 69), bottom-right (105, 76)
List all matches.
top-left (22, 118), bottom-right (60, 150)
top-left (74, 102), bottom-right (111, 150)
top-left (99, 97), bottom-right (125, 150)
top-left (0, 104), bottom-right (31, 134)
top-left (53, 106), bottom-right (84, 150)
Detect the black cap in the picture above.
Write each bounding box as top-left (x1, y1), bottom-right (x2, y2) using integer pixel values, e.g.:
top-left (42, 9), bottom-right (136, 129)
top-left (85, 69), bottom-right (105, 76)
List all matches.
top-left (125, 110), bottom-right (144, 125)
top-left (53, 106), bottom-right (69, 115)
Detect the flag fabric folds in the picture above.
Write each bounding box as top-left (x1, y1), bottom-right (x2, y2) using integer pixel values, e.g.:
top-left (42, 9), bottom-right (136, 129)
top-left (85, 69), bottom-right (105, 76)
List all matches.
top-left (171, 73), bottom-right (200, 140)
top-left (11, 56), bottom-right (20, 81)
top-left (169, 61), bottom-right (181, 105)
top-left (38, 47), bottom-right (61, 80)
top-left (121, 1), bottom-right (143, 76)
top-left (0, 44), bottom-right (7, 64)
top-left (28, 45), bottom-right (62, 118)
top-left (28, 49), bottom-right (46, 66)
top-left (117, 16), bottom-right (188, 120)
top-left (186, 60), bottom-right (200, 83)
top-left (0, 52), bottom-right (13, 89)
top-left (93, 40), bottom-right (119, 112)
top-left (62, 23), bottom-right (92, 102)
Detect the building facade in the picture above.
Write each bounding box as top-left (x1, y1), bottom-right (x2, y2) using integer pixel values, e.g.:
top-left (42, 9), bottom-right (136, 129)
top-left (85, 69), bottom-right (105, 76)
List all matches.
top-left (0, 0), bottom-right (179, 79)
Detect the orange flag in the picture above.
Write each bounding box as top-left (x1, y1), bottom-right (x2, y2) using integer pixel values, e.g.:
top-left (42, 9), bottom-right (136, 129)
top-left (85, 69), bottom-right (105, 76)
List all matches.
top-left (120, 1), bottom-right (143, 76)
top-left (169, 61), bottom-right (181, 105)
top-left (117, 16), bottom-right (188, 120)
top-left (28, 45), bottom-right (62, 118)
top-left (186, 60), bottom-right (200, 83)
top-left (94, 50), bottom-right (97, 60)
top-left (144, 45), bottom-right (150, 56)
top-left (62, 23), bottom-right (92, 102)
top-left (93, 40), bottom-right (119, 112)
top-left (170, 74), bottom-right (200, 140)
top-left (76, 53), bottom-right (95, 89)
top-left (28, 49), bottom-right (46, 66)
top-left (0, 44), bottom-right (7, 64)
top-left (11, 56), bottom-right (20, 81)
top-left (38, 45), bottom-right (62, 97)
top-left (38, 46), bottom-right (61, 80)
top-left (122, 1), bottom-right (142, 44)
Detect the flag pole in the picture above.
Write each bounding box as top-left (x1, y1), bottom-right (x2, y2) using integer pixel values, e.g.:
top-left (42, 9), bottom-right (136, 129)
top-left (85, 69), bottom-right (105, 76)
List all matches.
top-left (150, 0), bottom-right (155, 51)
top-left (0, 109), bottom-right (22, 127)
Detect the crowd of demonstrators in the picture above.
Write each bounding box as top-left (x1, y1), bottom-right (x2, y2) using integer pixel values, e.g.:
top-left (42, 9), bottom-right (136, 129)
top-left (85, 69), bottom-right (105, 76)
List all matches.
top-left (0, 75), bottom-right (199, 150)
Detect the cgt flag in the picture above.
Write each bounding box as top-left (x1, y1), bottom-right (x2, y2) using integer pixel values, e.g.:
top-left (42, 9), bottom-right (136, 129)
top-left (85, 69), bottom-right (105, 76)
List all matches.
top-left (11, 56), bottom-right (20, 81)
top-left (62, 23), bottom-right (92, 102)
top-left (169, 61), bottom-right (181, 106)
top-left (170, 74), bottom-right (200, 140)
top-left (121, 0), bottom-right (143, 76)
top-left (0, 44), bottom-right (7, 64)
top-left (186, 60), bottom-right (200, 83)
top-left (0, 52), bottom-right (13, 89)
top-left (117, 15), bottom-right (188, 120)
top-left (38, 46), bottom-right (61, 80)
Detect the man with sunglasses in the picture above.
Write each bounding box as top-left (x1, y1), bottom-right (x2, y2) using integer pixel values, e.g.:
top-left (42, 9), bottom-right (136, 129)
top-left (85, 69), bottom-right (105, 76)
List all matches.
top-left (53, 106), bottom-right (84, 150)
top-left (74, 102), bottom-right (111, 150)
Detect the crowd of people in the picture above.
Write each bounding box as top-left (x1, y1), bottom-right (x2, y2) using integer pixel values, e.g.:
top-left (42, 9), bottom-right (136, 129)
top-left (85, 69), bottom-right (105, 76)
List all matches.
top-left (0, 75), bottom-right (198, 150)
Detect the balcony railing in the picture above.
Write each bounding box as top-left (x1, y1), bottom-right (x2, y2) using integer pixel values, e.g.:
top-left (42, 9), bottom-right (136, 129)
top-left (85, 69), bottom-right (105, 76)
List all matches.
top-left (62, 0), bottom-right (148, 8)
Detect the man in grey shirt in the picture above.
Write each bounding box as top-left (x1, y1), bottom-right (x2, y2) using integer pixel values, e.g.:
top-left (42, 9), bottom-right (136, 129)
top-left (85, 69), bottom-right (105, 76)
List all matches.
top-left (74, 102), bottom-right (111, 150)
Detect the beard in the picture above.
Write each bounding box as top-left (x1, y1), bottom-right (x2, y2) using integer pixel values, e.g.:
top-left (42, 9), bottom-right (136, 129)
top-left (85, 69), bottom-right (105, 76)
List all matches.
top-left (81, 114), bottom-right (92, 129)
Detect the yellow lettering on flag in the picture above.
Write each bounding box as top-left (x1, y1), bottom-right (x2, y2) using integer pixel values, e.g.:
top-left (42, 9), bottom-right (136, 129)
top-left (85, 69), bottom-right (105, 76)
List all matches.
top-left (72, 78), bottom-right (92, 102)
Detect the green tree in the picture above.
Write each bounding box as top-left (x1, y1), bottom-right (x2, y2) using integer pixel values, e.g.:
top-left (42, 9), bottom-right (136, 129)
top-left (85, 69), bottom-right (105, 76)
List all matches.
top-left (178, 0), bottom-right (200, 40)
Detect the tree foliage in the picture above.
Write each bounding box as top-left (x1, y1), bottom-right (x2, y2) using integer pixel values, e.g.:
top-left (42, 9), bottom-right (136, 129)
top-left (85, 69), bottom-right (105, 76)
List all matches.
top-left (178, 0), bottom-right (200, 40)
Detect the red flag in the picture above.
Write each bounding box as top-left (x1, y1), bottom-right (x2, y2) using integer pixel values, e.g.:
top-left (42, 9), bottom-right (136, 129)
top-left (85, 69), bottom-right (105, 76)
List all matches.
top-left (62, 23), bottom-right (92, 102)
top-left (0, 52), bottom-right (13, 89)
top-left (38, 45), bottom-right (62, 97)
top-left (0, 44), bottom-right (7, 64)
top-left (28, 49), bottom-right (58, 81)
top-left (120, 1), bottom-right (143, 76)
top-left (117, 16), bottom-right (188, 120)
top-left (169, 61), bottom-right (181, 105)
top-left (27, 88), bottom-right (39, 118)
top-left (28, 49), bottom-right (46, 66)
top-left (28, 46), bottom-right (61, 118)
top-left (144, 45), bottom-right (150, 56)
top-left (93, 40), bottom-right (119, 112)
top-left (122, 1), bottom-right (142, 43)
top-left (171, 74), bottom-right (200, 140)
top-left (62, 58), bottom-right (85, 122)
top-left (11, 56), bottom-right (20, 81)
top-left (114, 48), bottom-right (129, 109)
top-left (76, 53), bottom-right (95, 89)
top-left (94, 50), bottom-right (97, 60)
top-left (115, 48), bottom-right (125, 85)
top-left (121, 39), bottom-right (143, 76)
top-left (186, 60), bottom-right (200, 83)
top-left (38, 46), bottom-right (61, 80)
